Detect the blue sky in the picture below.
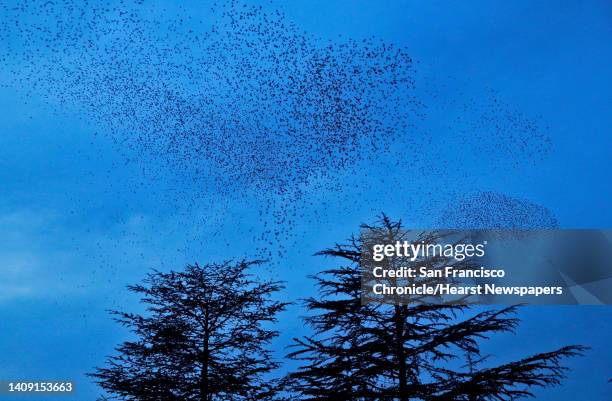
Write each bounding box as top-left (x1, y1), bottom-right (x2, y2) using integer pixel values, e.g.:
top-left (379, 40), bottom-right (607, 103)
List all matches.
top-left (0, 1), bottom-right (610, 400)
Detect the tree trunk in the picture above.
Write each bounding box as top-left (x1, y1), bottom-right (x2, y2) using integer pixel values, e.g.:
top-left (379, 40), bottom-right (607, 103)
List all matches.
top-left (395, 305), bottom-right (408, 401)
top-left (200, 308), bottom-right (210, 401)
top-left (200, 335), bottom-right (209, 401)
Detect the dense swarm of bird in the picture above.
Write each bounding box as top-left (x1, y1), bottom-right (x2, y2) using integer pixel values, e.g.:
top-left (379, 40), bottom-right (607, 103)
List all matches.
top-left (438, 191), bottom-right (559, 229)
top-left (1, 0), bottom-right (554, 257)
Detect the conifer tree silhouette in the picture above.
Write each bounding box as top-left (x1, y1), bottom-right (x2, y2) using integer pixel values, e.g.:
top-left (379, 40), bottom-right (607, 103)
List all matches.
top-left (91, 260), bottom-right (288, 401)
top-left (287, 215), bottom-right (586, 400)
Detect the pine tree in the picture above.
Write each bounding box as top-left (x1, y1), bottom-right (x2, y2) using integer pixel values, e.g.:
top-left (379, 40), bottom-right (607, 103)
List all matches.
top-left (91, 260), bottom-right (289, 401)
top-left (287, 215), bottom-right (586, 400)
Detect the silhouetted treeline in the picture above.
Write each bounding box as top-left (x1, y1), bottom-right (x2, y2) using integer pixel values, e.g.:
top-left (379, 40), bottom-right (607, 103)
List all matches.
top-left (90, 260), bottom-right (288, 401)
top-left (92, 217), bottom-right (587, 401)
top-left (286, 216), bottom-right (586, 400)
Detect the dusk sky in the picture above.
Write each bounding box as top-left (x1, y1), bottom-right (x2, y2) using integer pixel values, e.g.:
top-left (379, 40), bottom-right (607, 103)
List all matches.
top-left (0, 1), bottom-right (610, 399)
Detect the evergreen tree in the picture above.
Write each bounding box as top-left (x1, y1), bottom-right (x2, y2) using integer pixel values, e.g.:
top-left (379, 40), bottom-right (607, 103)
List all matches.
top-left (91, 260), bottom-right (288, 401)
top-left (287, 215), bottom-right (586, 400)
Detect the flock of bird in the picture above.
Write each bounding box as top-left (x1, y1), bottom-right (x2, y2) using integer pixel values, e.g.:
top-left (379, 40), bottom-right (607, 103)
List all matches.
top-left (438, 191), bottom-right (559, 229)
top-left (1, 0), bottom-right (558, 260)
